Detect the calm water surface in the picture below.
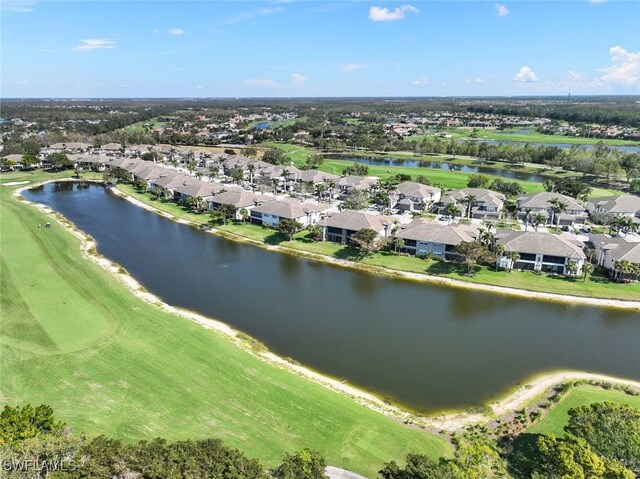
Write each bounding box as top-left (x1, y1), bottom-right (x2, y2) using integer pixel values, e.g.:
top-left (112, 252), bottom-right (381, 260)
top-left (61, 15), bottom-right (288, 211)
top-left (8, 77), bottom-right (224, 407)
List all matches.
top-left (24, 183), bottom-right (640, 412)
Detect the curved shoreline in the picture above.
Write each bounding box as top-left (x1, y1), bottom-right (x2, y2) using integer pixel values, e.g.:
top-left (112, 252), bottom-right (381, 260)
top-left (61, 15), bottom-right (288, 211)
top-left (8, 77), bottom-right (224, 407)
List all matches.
top-left (10, 178), bottom-right (640, 434)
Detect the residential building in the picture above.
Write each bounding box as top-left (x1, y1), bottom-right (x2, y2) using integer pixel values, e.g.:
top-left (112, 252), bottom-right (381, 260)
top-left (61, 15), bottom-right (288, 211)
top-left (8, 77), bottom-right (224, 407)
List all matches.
top-left (516, 192), bottom-right (587, 226)
top-left (586, 195), bottom-right (640, 220)
top-left (321, 211), bottom-right (392, 243)
top-left (250, 198), bottom-right (330, 227)
top-left (495, 230), bottom-right (586, 275)
top-left (589, 233), bottom-right (640, 279)
top-left (397, 220), bottom-right (479, 259)
top-left (440, 188), bottom-right (505, 220)
top-left (394, 182), bottom-right (441, 212)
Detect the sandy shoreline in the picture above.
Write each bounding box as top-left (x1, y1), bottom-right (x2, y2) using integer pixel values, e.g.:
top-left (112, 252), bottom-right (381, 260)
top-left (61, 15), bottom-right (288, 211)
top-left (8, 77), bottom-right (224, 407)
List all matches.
top-left (12, 179), bottom-right (640, 433)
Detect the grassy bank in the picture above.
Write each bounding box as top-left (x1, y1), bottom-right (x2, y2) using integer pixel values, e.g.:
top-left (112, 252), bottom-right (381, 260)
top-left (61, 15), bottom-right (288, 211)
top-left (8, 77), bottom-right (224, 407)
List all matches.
top-left (0, 170), bottom-right (452, 476)
top-left (113, 182), bottom-right (640, 302)
top-left (261, 142), bottom-right (620, 198)
top-left (527, 385), bottom-right (640, 437)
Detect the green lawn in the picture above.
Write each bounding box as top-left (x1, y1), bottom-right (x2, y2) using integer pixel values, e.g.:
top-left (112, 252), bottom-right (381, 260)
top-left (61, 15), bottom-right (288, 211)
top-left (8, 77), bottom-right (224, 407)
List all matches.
top-left (0, 170), bottom-right (452, 476)
top-left (121, 118), bottom-right (166, 134)
top-left (261, 142), bottom-right (621, 198)
top-left (409, 128), bottom-right (640, 147)
top-left (527, 385), bottom-right (640, 437)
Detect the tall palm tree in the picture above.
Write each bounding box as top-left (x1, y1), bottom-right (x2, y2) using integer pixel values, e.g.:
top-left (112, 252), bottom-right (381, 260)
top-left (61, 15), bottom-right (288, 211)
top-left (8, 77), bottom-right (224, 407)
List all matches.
top-left (507, 251), bottom-right (520, 272)
top-left (462, 195), bottom-right (477, 219)
top-left (314, 183), bottom-right (325, 204)
top-left (282, 169), bottom-right (291, 193)
top-left (523, 208), bottom-right (533, 231)
top-left (494, 243), bottom-right (505, 271)
top-left (247, 163), bottom-right (256, 190)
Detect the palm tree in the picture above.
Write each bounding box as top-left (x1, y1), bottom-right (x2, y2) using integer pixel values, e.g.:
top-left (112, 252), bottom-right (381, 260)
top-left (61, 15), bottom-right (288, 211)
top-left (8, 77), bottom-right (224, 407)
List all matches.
top-left (507, 251), bottom-right (520, 272)
top-left (523, 208), bottom-right (533, 231)
top-left (247, 163), bottom-right (256, 190)
top-left (282, 169), bottom-right (291, 193)
top-left (532, 212), bottom-right (546, 231)
top-left (325, 179), bottom-right (336, 200)
top-left (314, 183), bottom-right (325, 204)
top-left (582, 262), bottom-right (594, 283)
top-left (271, 178), bottom-right (279, 197)
top-left (565, 259), bottom-right (579, 277)
top-left (494, 243), bottom-right (505, 271)
top-left (548, 198), bottom-right (568, 227)
top-left (445, 203), bottom-right (461, 224)
top-left (462, 195), bottom-right (477, 219)
top-left (614, 259), bottom-right (633, 282)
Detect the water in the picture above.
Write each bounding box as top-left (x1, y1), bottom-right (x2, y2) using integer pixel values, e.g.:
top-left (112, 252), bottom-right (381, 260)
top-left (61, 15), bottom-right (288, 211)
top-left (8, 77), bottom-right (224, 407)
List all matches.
top-left (335, 156), bottom-right (549, 183)
top-left (24, 183), bottom-right (640, 413)
top-left (252, 121), bottom-right (270, 130)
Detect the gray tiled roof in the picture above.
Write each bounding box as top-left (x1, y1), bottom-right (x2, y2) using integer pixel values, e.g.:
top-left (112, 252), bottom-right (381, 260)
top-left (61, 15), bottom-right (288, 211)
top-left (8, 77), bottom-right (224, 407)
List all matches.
top-left (252, 198), bottom-right (330, 219)
top-left (496, 230), bottom-right (586, 259)
top-left (322, 211), bottom-right (391, 232)
top-left (397, 219), bottom-right (478, 244)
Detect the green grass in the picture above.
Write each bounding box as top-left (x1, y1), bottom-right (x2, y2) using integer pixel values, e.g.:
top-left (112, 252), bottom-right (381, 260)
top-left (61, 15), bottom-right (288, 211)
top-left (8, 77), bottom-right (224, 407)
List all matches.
top-left (0, 170), bottom-right (453, 476)
top-left (261, 142), bottom-right (621, 198)
top-left (409, 128), bottom-right (640, 147)
top-left (528, 385), bottom-right (640, 437)
top-left (121, 118), bottom-right (166, 134)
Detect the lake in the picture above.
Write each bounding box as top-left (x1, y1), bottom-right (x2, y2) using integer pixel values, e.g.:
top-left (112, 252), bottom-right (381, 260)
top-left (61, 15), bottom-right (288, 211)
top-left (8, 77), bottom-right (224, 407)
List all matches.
top-left (24, 182), bottom-right (640, 413)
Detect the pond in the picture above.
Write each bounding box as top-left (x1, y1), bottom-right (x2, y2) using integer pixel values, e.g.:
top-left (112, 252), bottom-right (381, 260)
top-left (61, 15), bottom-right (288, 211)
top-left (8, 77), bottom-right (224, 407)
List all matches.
top-left (24, 182), bottom-right (640, 413)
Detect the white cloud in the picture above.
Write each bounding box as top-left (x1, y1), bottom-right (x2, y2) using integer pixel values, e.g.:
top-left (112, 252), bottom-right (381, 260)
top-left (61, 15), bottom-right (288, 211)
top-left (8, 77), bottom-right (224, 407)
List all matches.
top-left (465, 77), bottom-right (485, 84)
top-left (72, 38), bottom-right (116, 52)
top-left (495, 3), bottom-right (509, 17)
top-left (514, 66), bottom-right (538, 82)
top-left (411, 78), bottom-right (428, 85)
top-left (193, 85), bottom-right (205, 89)
top-left (168, 28), bottom-right (185, 36)
top-left (340, 63), bottom-right (370, 73)
top-left (599, 45), bottom-right (640, 86)
top-left (291, 73), bottom-right (308, 86)
top-left (589, 0), bottom-right (608, 4)
top-left (368, 5), bottom-right (418, 22)
top-left (567, 70), bottom-right (584, 81)
top-left (243, 79), bottom-right (284, 89)
top-left (2, 0), bottom-right (37, 14)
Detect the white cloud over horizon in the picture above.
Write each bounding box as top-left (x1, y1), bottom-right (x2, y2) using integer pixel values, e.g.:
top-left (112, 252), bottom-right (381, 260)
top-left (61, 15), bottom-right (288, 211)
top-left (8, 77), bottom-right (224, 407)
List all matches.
top-left (168, 28), bottom-right (185, 35)
top-left (72, 38), bottom-right (116, 52)
top-left (514, 66), bottom-right (538, 82)
top-left (599, 45), bottom-right (640, 87)
top-left (368, 5), bottom-right (418, 22)
top-left (411, 78), bottom-right (428, 85)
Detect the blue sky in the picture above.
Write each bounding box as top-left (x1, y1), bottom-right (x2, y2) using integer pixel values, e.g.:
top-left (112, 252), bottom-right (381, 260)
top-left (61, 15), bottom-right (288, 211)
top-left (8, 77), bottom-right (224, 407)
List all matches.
top-left (2, 0), bottom-right (639, 97)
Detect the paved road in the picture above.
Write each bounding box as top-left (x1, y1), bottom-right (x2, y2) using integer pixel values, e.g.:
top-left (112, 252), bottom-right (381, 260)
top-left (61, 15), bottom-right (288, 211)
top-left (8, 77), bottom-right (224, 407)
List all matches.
top-left (325, 466), bottom-right (368, 479)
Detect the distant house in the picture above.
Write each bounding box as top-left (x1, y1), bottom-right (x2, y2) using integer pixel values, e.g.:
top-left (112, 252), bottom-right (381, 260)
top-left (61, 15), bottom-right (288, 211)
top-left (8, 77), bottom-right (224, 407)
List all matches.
top-left (298, 169), bottom-right (340, 186)
top-left (495, 230), bottom-right (586, 275)
top-left (397, 220), bottom-right (479, 259)
top-left (250, 198), bottom-right (330, 227)
top-left (48, 142), bottom-right (92, 153)
top-left (586, 195), bottom-right (640, 220)
top-left (394, 182), bottom-right (441, 212)
top-left (589, 233), bottom-right (640, 279)
top-left (440, 188), bottom-right (505, 220)
top-left (72, 154), bottom-right (109, 171)
top-left (516, 192), bottom-right (587, 226)
top-left (321, 211), bottom-right (392, 244)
